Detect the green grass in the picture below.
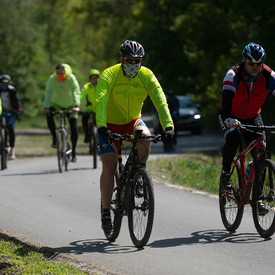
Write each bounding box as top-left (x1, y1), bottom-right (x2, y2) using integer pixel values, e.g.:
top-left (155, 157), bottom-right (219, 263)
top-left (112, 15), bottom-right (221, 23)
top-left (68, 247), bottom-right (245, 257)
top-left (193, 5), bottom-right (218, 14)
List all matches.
top-left (147, 153), bottom-right (222, 195)
top-left (0, 239), bottom-right (90, 274)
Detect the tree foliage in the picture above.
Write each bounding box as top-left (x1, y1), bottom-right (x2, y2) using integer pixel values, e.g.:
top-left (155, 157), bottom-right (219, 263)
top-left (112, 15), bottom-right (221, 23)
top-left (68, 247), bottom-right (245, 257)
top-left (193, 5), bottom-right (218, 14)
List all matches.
top-left (0, 0), bottom-right (275, 130)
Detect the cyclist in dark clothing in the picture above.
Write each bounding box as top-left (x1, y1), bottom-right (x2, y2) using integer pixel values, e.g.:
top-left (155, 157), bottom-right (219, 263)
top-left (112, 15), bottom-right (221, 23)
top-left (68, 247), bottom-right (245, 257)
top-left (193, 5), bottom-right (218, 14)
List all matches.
top-left (0, 74), bottom-right (22, 160)
top-left (218, 42), bottom-right (275, 213)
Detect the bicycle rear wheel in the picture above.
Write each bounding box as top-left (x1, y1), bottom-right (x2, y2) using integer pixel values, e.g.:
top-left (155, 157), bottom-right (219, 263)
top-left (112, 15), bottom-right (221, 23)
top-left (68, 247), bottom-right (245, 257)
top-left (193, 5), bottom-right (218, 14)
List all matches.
top-left (104, 171), bottom-right (123, 241)
top-left (128, 168), bottom-right (155, 248)
top-left (219, 160), bottom-right (244, 232)
top-left (1, 128), bottom-right (7, 170)
top-left (57, 130), bottom-right (66, 173)
top-left (90, 125), bottom-right (97, 169)
top-left (252, 159), bottom-right (275, 238)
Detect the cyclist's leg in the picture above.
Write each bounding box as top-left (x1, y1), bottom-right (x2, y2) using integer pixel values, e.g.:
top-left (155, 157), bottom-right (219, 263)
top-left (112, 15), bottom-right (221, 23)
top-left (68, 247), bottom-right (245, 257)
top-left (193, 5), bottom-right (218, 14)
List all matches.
top-left (69, 117), bottom-right (78, 160)
top-left (82, 112), bottom-right (89, 143)
top-left (222, 129), bottom-right (241, 173)
top-left (99, 134), bottom-right (118, 232)
top-left (133, 119), bottom-right (151, 163)
top-left (243, 115), bottom-right (268, 213)
top-left (7, 125), bottom-right (15, 159)
top-left (219, 114), bottom-right (241, 173)
top-left (100, 152), bottom-right (117, 208)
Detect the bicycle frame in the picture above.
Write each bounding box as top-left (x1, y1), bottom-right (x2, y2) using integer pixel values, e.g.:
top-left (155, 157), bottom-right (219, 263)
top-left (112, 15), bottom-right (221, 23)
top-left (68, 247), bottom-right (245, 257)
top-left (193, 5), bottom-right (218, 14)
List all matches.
top-left (229, 130), bottom-right (267, 205)
top-left (219, 123), bottom-right (275, 237)
top-left (105, 129), bottom-right (161, 247)
top-left (116, 131), bottom-right (148, 210)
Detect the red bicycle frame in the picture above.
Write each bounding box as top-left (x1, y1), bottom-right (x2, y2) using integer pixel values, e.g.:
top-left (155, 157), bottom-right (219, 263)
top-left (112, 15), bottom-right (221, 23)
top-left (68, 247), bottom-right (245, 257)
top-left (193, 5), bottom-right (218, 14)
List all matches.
top-left (230, 135), bottom-right (265, 205)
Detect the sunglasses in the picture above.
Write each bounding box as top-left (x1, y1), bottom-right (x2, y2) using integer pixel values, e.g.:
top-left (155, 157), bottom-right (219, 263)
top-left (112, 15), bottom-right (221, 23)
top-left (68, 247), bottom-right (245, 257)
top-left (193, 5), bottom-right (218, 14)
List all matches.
top-left (123, 58), bottom-right (141, 64)
top-left (245, 60), bottom-right (263, 67)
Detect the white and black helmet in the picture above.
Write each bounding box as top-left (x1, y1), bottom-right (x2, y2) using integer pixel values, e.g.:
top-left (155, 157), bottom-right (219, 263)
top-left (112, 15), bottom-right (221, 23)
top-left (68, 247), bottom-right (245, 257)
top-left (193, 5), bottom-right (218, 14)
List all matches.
top-left (0, 74), bottom-right (11, 83)
top-left (120, 40), bottom-right (145, 58)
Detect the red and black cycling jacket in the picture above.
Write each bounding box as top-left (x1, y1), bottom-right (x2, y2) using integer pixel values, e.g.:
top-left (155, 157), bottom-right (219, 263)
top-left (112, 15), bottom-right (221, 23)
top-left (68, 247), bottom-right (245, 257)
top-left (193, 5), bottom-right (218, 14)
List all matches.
top-left (219, 62), bottom-right (271, 120)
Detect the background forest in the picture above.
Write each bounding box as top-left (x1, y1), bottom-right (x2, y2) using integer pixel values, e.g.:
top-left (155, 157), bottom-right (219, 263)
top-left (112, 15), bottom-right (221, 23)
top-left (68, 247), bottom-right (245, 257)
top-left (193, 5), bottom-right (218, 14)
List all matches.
top-left (1, 0), bottom-right (275, 132)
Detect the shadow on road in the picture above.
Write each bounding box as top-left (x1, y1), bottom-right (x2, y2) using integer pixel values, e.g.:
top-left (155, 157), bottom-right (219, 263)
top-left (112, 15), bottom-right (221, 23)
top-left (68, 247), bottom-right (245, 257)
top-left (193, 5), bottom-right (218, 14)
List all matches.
top-left (55, 239), bottom-right (142, 255)
top-left (53, 229), bottom-right (271, 256)
top-left (148, 229), bottom-right (270, 248)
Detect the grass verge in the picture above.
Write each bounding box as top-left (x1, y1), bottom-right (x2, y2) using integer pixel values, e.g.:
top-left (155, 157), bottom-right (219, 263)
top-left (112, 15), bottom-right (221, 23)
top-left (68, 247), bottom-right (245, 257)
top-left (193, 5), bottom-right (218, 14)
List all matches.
top-left (0, 239), bottom-right (91, 275)
top-left (147, 153), bottom-right (222, 195)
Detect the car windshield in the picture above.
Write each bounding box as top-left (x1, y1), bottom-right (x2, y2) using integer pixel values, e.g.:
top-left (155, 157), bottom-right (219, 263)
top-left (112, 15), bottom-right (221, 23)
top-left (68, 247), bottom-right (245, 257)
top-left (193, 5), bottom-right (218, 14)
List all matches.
top-left (178, 97), bottom-right (195, 108)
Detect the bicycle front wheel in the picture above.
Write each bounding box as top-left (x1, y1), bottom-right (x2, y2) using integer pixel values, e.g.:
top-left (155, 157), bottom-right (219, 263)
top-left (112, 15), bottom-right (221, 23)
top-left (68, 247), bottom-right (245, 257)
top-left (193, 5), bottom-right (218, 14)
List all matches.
top-left (104, 171), bottom-right (123, 241)
top-left (128, 168), bottom-right (155, 248)
top-left (65, 139), bottom-right (71, 171)
top-left (252, 159), bottom-right (275, 238)
top-left (57, 130), bottom-right (66, 173)
top-left (1, 128), bottom-right (7, 170)
top-left (219, 160), bottom-right (244, 232)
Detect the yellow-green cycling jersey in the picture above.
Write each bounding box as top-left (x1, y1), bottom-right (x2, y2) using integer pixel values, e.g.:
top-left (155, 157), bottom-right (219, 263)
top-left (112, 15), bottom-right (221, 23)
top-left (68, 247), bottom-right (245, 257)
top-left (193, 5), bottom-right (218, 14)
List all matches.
top-left (44, 64), bottom-right (80, 109)
top-left (96, 64), bottom-right (174, 130)
top-left (80, 82), bottom-right (96, 112)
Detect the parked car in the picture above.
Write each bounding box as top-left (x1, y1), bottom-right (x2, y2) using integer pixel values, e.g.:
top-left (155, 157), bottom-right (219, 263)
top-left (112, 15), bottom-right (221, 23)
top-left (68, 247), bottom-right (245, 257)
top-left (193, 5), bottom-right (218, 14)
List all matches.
top-left (153, 95), bottom-right (202, 135)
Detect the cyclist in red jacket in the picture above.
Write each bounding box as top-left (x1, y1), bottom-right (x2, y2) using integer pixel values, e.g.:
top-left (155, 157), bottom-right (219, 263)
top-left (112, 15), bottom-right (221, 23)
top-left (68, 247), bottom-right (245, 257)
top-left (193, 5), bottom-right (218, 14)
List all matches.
top-left (218, 42), bottom-right (275, 213)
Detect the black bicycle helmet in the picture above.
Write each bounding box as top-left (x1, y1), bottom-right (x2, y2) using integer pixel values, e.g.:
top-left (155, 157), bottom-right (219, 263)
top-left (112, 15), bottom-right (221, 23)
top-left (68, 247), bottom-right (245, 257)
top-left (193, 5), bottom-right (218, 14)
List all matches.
top-left (0, 74), bottom-right (11, 83)
top-left (120, 40), bottom-right (145, 58)
top-left (242, 42), bottom-right (266, 63)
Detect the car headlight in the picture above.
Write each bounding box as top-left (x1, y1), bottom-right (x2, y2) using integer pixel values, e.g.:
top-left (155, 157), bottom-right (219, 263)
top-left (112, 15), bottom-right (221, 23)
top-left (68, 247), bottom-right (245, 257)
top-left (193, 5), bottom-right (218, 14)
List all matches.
top-left (194, 114), bottom-right (201, 120)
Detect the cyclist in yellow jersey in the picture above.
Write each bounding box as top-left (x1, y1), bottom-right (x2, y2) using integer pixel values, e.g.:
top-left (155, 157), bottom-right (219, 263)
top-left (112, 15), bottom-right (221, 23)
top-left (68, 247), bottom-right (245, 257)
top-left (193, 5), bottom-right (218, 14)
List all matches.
top-left (80, 69), bottom-right (100, 143)
top-left (43, 64), bottom-right (81, 162)
top-left (96, 40), bottom-right (174, 233)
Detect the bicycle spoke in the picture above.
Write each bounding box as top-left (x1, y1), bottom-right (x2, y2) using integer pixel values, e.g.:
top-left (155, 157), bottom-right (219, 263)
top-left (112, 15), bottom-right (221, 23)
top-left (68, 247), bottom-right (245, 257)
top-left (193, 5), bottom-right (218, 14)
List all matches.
top-left (104, 171), bottom-right (123, 241)
top-left (128, 168), bottom-right (154, 248)
top-left (219, 162), bottom-right (244, 232)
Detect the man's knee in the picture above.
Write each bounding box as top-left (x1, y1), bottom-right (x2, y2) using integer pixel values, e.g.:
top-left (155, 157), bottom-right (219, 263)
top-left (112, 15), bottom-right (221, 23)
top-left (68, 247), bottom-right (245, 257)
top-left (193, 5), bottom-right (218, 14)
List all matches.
top-left (226, 129), bottom-right (241, 146)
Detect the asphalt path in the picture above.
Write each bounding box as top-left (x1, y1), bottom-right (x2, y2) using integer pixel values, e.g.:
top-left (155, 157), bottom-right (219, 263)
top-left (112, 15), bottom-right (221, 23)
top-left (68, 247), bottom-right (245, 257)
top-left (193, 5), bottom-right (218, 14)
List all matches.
top-left (1, 133), bottom-right (275, 274)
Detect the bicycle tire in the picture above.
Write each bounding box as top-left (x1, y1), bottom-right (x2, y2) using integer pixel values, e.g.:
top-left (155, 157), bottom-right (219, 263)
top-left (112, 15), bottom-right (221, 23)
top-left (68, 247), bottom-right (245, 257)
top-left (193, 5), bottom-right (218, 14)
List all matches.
top-left (57, 130), bottom-right (65, 173)
top-left (65, 138), bottom-right (71, 172)
top-left (128, 167), bottom-right (155, 248)
top-left (104, 171), bottom-right (123, 241)
top-left (91, 125), bottom-right (97, 169)
top-left (252, 159), bottom-right (275, 238)
top-left (1, 128), bottom-right (7, 170)
top-left (219, 160), bottom-right (244, 232)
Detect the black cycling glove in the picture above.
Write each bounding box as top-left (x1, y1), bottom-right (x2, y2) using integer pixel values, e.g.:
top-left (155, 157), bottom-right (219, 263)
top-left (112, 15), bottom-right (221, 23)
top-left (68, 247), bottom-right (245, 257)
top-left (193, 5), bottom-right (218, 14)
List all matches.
top-left (162, 127), bottom-right (174, 144)
top-left (98, 126), bottom-right (112, 142)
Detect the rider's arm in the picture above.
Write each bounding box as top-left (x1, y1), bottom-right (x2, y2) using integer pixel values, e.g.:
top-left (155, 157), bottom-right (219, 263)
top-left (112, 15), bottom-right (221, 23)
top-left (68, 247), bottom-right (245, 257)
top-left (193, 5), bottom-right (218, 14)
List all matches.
top-left (95, 69), bottom-right (112, 128)
top-left (143, 68), bottom-right (174, 130)
top-left (43, 76), bottom-right (54, 108)
top-left (221, 68), bottom-right (238, 119)
top-left (269, 69), bottom-right (275, 96)
top-left (222, 89), bottom-right (234, 119)
top-left (80, 86), bottom-right (87, 105)
top-left (70, 74), bottom-right (81, 107)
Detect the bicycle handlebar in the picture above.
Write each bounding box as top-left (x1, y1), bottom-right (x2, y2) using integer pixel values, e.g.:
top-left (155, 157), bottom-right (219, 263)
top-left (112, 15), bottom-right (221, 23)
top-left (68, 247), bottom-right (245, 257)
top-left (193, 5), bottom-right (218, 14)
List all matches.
top-left (50, 110), bottom-right (74, 115)
top-left (111, 132), bottom-right (162, 143)
top-left (239, 124), bottom-right (275, 132)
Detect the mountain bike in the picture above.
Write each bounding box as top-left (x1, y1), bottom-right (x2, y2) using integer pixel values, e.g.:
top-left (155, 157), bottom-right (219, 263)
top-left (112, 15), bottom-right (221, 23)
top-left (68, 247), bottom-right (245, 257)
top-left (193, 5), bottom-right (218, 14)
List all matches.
top-left (219, 124), bottom-right (275, 238)
top-left (80, 111), bottom-right (98, 169)
top-left (0, 114), bottom-right (8, 170)
top-left (103, 129), bottom-right (162, 248)
top-left (51, 110), bottom-right (72, 173)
